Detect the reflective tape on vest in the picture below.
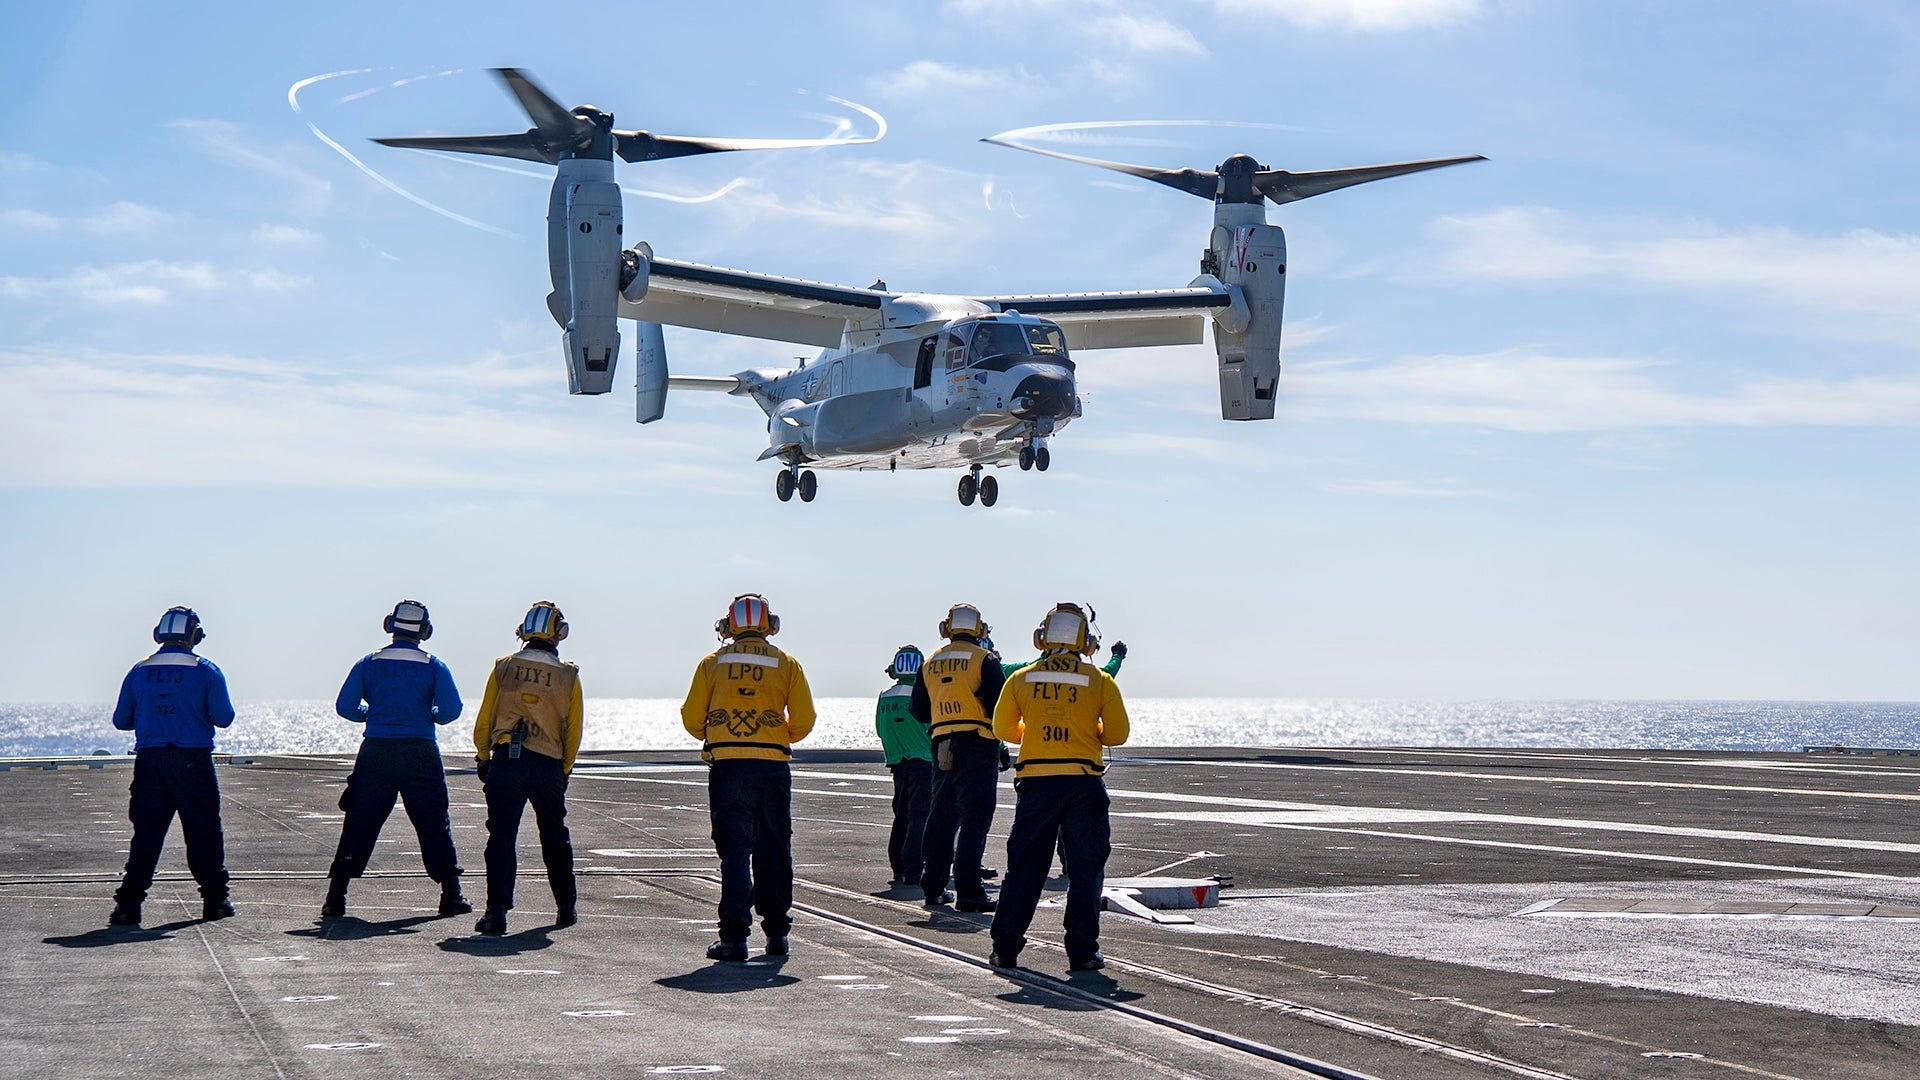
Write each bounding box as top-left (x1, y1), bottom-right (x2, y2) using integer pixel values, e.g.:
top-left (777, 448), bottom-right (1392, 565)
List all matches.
top-left (716, 652), bottom-right (778, 667)
top-left (140, 653), bottom-right (200, 667)
top-left (1023, 671), bottom-right (1091, 686)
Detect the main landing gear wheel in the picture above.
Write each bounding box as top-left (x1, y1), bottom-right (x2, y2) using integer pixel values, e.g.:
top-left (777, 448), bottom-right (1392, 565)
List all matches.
top-left (978, 474), bottom-right (999, 507)
top-left (1019, 446), bottom-right (1035, 471)
top-left (958, 472), bottom-right (977, 506)
top-left (775, 470), bottom-right (795, 502)
top-left (797, 470), bottom-right (818, 503)
top-left (1035, 446), bottom-right (1050, 472)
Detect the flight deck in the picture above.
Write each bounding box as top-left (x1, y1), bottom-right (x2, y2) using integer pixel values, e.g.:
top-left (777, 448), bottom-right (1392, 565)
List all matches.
top-left (3, 746), bottom-right (1915, 1078)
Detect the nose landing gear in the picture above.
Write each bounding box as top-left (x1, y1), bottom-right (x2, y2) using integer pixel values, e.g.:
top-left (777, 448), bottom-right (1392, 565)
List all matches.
top-left (775, 462), bottom-right (818, 503)
top-left (957, 465), bottom-right (999, 508)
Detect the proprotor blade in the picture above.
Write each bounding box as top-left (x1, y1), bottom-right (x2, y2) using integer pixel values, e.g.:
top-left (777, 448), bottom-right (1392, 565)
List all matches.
top-left (493, 68), bottom-right (590, 143)
top-left (980, 135), bottom-right (1218, 200)
top-left (614, 131), bottom-right (889, 164)
top-left (1254, 155), bottom-right (1485, 205)
top-left (372, 132), bottom-right (550, 164)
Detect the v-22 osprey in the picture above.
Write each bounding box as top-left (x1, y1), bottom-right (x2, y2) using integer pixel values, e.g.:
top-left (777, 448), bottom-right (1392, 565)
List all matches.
top-left (375, 69), bottom-right (1482, 507)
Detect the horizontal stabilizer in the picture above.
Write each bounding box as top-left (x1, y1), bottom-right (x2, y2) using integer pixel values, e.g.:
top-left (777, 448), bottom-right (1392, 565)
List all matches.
top-left (667, 375), bottom-right (743, 393)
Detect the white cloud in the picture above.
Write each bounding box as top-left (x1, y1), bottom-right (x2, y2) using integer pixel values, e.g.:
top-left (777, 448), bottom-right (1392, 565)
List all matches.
top-left (1, 208), bottom-right (59, 230)
top-left (171, 119), bottom-right (332, 212)
top-left (1290, 351), bottom-right (1920, 432)
top-left (1431, 206), bottom-right (1920, 347)
top-left (1, 202), bottom-right (181, 234)
top-left (252, 223), bottom-right (326, 248)
top-left (1087, 12), bottom-right (1207, 56)
top-left (0, 260), bottom-right (310, 306)
top-left (704, 159), bottom-right (991, 258)
top-left (1212, 0), bottom-right (1483, 31)
top-left (874, 61), bottom-right (1045, 101)
top-left (0, 346), bottom-right (752, 493)
top-left (943, 0), bottom-right (1207, 56)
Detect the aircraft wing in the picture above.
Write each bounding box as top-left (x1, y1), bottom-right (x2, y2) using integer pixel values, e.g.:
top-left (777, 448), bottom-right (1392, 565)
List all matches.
top-left (976, 286), bottom-right (1232, 350)
top-left (621, 257), bottom-right (887, 348)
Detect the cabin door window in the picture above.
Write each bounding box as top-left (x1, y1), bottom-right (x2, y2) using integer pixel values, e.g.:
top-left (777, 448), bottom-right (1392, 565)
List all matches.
top-left (913, 336), bottom-right (936, 390)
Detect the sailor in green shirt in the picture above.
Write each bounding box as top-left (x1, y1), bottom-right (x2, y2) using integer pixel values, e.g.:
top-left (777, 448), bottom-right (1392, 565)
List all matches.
top-left (876, 646), bottom-right (933, 888)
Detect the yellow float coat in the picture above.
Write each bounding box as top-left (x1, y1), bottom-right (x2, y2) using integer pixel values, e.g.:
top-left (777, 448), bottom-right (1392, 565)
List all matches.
top-left (992, 651), bottom-right (1129, 777)
top-left (680, 634), bottom-right (816, 762)
top-left (473, 647), bottom-right (583, 773)
top-left (922, 639), bottom-right (996, 740)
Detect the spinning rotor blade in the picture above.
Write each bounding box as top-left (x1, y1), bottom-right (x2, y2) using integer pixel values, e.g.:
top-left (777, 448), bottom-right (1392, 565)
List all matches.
top-left (616, 131), bottom-right (889, 163)
top-left (980, 136), bottom-right (1218, 199)
top-left (1254, 155), bottom-right (1486, 205)
top-left (493, 67), bottom-right (591, 143)
top-left (372, 132), bottom-right (548, 163)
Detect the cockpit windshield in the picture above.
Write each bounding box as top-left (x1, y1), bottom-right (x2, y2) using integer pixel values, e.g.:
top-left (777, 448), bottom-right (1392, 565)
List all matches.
top-left (960, 319), bottom-right (1073, 371)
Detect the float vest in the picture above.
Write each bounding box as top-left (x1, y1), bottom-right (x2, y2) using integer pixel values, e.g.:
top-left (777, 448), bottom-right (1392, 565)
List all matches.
top-left (479, 648), bottom-right (578, 764)
top-left (992, 651), bottom-right (1130, 778)
top-left (923, 639), bottom-right (995, 740)
top-left (682, 635), bottom-right (816, 763)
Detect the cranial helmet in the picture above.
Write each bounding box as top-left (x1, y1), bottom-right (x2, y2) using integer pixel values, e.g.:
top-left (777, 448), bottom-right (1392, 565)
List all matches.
top-left (717, 594), bottom-right (779, 639)
top-left (518, 601), bottom-right (568, 644)
top-left (938, 603), bottom-right (988, 641)
top-left (886, 645), bottom-right (924, 679)
top-left (384, 599), bottom-right (433, 641)
top-left (153, 606), bottom-right (204, 647)
top-left (1034, 602), bottom-right (1098, 656)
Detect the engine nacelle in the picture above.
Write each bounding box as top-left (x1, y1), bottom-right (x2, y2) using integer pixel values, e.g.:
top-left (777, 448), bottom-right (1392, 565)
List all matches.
top-left (561, 178), bottom-right (623, 395)
top-left (1210, 222), bottom-right (1286, 421)
top-left (635, 321), bottom-right (667, 424)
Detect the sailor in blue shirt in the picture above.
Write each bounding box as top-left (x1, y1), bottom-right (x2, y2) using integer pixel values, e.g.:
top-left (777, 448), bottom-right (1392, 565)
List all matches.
top-left (321, 600), bottom-right (471, 919)
top-left (109, 606), bottom-right (236, 926)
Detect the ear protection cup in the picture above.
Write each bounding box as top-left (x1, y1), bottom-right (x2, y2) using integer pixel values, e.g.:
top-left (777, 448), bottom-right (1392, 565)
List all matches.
top-left (153, 606), bottom-right (205, 647)
top-left (384, 600), bottom-right (433, 641)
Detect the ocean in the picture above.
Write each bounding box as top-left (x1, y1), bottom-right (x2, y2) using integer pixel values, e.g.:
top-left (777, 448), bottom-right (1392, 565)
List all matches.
top-left (3, 698), bottom-right (1916, 758)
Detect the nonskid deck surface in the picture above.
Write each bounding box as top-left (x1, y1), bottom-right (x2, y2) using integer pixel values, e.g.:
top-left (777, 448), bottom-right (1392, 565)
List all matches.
top-left (3, 746), bottom-right (1917, 1079)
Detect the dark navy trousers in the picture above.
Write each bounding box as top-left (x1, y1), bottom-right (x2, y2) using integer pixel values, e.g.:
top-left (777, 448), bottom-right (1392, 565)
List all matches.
top-left (326, 737), bottom-right (462, 883)
top-left (117, 746), bottom-right (229, 903)
top-left (482, 750), bottom-right (575, 911)
top-left (919, 734), bottom-right (1000, 902)
top-left (708, 758), bottom-right (793, 943)
top-left (887, 758), bottom-right (932, 883)
top-left (989, 775), bottom-right (1112, 966)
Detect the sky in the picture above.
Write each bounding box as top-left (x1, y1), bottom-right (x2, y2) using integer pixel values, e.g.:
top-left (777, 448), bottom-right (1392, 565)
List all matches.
top-left (2, 0), bottom-right (1916, 704)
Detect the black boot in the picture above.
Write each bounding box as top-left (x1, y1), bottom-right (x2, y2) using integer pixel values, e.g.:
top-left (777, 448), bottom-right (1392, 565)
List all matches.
top-left (474, 906), bottom-right (507, 935)
top-left (706, 940), bottom-right (748, 962)
top-left (108, 900), bottom-right (141, 926)
top-left (320, 879), bottom-right (348, 919)
top-left (438, 880), bottom-right (473, 916)
top-left (202, 895), bottom-right (235, 921)
top-left (555, 902), bottom-right (578, 928)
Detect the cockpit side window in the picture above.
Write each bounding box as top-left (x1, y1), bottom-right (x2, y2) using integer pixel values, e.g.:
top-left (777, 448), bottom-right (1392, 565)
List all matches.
top-left (944, 331), bottom-right (969, 370)
top-left (913, 336), bottom-right (936, 389)
top-left (1025, 325), bottom-right (1067, 355)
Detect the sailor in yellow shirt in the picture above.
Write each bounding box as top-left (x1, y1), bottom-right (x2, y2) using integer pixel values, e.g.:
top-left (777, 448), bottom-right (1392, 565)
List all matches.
top-left (987, 603), bottom-right (1129, 972)
top-left (471, 602), bottom-right (583, 936)
top-left (680, 594), bottom-right (816, 962)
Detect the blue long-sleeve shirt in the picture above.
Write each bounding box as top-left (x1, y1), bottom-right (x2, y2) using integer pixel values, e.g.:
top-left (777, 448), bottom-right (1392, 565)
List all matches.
top-left (112, 645), bottom-right (235, 750)
top-left (335, 640), bottom-right (462, 740)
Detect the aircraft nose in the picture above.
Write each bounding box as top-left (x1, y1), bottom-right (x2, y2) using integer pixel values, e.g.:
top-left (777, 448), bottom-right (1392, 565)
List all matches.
top-left (1011, 369), bottom-right (1075, 420)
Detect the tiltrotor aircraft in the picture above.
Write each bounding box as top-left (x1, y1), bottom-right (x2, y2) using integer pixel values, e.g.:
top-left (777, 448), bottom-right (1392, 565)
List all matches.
top-left (376, 69), bottom-right (1481, 507)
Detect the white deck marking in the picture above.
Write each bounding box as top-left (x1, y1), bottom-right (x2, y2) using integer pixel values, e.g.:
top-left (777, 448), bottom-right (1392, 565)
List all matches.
top-left (1271, 746), bottom-right (1920, 780)
top-left (1118, 756), bottom-right (1920, 802)
top-left (1135, 816), bottom-right (1911, 881)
